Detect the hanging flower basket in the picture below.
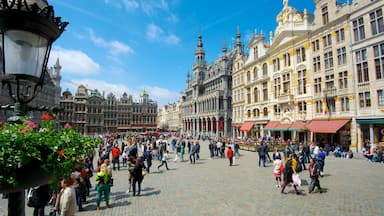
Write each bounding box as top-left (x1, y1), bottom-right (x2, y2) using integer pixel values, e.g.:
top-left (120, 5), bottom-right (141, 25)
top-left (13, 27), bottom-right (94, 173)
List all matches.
top-left (0, 114), bottom-right (101, 192)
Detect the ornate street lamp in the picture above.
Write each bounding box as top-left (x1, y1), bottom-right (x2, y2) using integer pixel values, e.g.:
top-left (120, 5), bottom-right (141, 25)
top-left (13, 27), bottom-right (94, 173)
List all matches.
top-left (0, 0), bottom-right (68, 117)
top-left (0, 1), bottom-right (68, 215)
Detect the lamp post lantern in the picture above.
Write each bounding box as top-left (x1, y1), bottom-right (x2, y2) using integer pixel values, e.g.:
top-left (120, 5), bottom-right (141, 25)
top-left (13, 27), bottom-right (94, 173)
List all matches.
top-left (0, 1), bottom-right (68, 215)
top-left (0, 0), bottom-right (68, 117)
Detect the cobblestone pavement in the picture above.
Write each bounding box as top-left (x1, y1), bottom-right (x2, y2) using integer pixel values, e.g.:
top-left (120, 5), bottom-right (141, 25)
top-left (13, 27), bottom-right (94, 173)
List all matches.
top-left (1, 141), bottom-right (384, 216)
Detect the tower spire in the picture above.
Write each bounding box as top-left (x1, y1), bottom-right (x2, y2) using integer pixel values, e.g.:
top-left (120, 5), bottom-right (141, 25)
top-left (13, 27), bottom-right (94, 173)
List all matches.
top-left (222, 39), bottom-right (227, 53)
top-left (194, 35), bottom-right (206, 65)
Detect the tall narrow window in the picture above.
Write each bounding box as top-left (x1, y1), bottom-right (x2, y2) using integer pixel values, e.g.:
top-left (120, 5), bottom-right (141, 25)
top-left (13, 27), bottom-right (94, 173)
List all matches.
top-left (312, 39), bottom-right (320, 52)
top-left (273, 58), bottom-right (280, 72)
top-left (373, 43), bottom-right (384, 80)
top-left (313, 56), bottom-right (321, 72)
top-left (337, 47), bottom-right (347, 65)
top-left (314, 77), bottom-right (322, 94)
top-left (325, 74), bottom-right (335, 90)
top-left (298, 101), bottom-right (307, 113)
top-left (253, 67), bottom-right (258, 80)
top-left (254, 87), bottom-right (259, 103)
top-left (322, 6), bottom-right (329, 25)
top-left (247, 88), bottom-right (251, 104)
top-left (282, 73), bottom-right (291, 94)
top-left (316, 100), bottom-right (323, 113)
top-left (378, 89), bottom-right (384, 106)
top-left (359, 91), bottom-right (371, 108)
top-left (324, 51), bottom-right (334, 69)
top-left (284, 53), bottom-right (291, 66)
top-left (263, 82), bottom-right (268, 101)
top-left (274, 77), bottom-right (281, 98)
top-left (338, 71), bottom-right (348, 89)
top-left (254, 46), bottom-right (259, 58)
top-left (356, 48), bottom-right (369, 83)
top-left (336, 28), bottom-right (345, 42)
top-left (370, 8), bottom-right (384, 35)
top-left (298, 69), bottom-right (307, 94)
top-left (323, 34), bottom-right (332, 48)
top-left (341, 97), bottom-right (350, 111)
top-left (353, 17), bottom-right (366, 42)
top-left (263, 63), bottom-right (268, 76)
top-left (296, 47), bottom-right (306, 63)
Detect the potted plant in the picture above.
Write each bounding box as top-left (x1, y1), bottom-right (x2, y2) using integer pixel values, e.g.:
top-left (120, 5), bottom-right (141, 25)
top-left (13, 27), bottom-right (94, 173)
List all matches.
top-left (0, 114), bottom-right (101, 192)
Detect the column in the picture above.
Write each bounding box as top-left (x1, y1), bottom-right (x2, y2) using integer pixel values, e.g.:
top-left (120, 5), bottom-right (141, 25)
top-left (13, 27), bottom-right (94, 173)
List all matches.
top-left (216, 117), bottom-right (220, 138)
top-left (224, 117), bottom-right (227, 137)
top-left (370, 124), bottom-right (375, 150)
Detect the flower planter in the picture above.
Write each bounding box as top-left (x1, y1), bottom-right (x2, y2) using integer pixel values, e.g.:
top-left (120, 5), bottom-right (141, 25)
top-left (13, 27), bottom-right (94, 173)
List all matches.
top-left (0, 159), bottom-right (52, 193)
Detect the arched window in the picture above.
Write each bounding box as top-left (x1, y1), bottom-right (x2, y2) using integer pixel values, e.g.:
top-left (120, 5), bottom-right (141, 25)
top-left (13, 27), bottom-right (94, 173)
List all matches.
top-left (263, 107), bottom-right (268, 116)
top-left (247, 110), bottom-right (251, 118)
top-left (247, 71), bottom-right (251, 82)
top-left (253, 67), bottom-right (258, 79)
top-left (263, 63), bottom-right (268, 76)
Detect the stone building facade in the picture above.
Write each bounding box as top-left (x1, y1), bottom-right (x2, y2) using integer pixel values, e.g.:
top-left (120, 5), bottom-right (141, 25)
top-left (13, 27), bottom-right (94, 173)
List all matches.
top-left (181, 32), bottom-right (242, 138)
top-left (157, 99), bottom-right (183, 132)
top-left (232, 0), bottom-right (384, 151)
top-left (58, 86), bottom-right (157, 135)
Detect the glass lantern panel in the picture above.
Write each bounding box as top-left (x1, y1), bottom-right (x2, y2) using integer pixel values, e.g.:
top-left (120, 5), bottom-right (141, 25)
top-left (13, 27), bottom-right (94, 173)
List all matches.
top-left (4, 30), bottom-right (48, 79)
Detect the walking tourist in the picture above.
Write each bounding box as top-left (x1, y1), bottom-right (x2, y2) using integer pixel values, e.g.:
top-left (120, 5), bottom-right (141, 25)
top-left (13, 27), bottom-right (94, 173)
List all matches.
top-left (95, 164), bottom-right (112, 210)
top-left (227, 146), bottom-right (234, 166)
top-left (273, 155), bottom-right (283, 188)
top-left (158, 150), bottom-right (170, 170)
top-left (281, 154), bottom-right (300, 195)
top-left (132, 157), bottom-right (146, 196)
top-left (308, 158), bottom-right (323, 193)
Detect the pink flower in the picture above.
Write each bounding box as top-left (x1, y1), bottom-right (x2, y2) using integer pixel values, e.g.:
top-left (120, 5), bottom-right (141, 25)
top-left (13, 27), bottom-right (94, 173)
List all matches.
top-left (64, 123), bottom-right (72, 129)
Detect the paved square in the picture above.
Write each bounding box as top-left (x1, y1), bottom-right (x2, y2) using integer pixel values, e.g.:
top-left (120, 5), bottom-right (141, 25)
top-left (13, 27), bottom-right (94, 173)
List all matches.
top-left (1, 141), bottom-right (384, 216)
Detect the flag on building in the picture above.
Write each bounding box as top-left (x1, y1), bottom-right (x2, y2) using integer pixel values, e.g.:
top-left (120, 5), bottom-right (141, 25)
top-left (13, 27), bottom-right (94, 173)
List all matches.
top-left (324, 98), bottom-right (329, 116)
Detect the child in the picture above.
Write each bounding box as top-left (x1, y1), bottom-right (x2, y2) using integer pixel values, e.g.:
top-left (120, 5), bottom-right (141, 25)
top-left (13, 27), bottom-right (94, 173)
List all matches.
top-left (227, 146), bottom-right (234, 166)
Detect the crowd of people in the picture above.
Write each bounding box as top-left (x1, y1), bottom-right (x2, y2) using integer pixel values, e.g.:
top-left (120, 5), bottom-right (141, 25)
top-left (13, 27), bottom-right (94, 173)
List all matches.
top-left (17, 132), bottom-right (348, 215)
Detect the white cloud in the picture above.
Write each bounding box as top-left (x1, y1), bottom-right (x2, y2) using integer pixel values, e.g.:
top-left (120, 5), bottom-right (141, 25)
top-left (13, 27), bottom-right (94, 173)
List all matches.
top-left (145, 86), bottom-right (180, 100)
top-left (146, 23), bottom-right (180, 45)
top-left (142, 0), bottom-right (169, 16)
top-left (88, 29), bottom-right (134, 56)
top-left (48, 47), bottom-right (100, 75)
top-left (123, 0), bottom-right (139, 10)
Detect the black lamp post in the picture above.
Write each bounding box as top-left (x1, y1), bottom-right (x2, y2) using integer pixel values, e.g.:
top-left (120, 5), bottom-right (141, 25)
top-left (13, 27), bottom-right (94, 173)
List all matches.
top-left (0, 1), bottom-right (68, 215)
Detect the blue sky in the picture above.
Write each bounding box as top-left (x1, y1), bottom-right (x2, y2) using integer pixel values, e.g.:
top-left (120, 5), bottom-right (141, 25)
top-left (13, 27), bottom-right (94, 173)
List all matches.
top-left (48, 0), bottom-right (314, 107)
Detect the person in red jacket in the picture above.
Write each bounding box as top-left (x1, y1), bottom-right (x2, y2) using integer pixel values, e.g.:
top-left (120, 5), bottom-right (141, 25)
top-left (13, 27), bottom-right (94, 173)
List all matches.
top-left (111, 144), bottom-right (121, 171)
top-left (227, 146), bottom-right (234, 166)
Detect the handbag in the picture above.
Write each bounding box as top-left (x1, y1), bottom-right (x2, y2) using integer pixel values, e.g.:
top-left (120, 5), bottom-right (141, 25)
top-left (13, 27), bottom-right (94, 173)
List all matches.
top-left (279, 165), bottom-right (284, 173)
top-left (142, 170), bottom-right (147, 176)
top-left (292, 173), bottom-right (301, 186)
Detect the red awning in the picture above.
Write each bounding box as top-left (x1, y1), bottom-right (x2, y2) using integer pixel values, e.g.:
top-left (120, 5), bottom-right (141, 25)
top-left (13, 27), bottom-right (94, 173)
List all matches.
top-left (289, 121), bottom-right (307, 131)
top-left (306, 119), bottom-right (350, 133)
top-left (278, 123), bottom-right (292, 130)
top-left (240, 122), bottom-right (254, 132)
top-left (264, 121), bottom-right (280, 130)
top-left (232, 125), bottom-right (242, 128)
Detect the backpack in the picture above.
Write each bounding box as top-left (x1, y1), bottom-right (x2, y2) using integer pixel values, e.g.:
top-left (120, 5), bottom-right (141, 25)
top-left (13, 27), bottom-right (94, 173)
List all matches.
top-left (27, 187), bottom-right (40, 207)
